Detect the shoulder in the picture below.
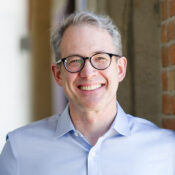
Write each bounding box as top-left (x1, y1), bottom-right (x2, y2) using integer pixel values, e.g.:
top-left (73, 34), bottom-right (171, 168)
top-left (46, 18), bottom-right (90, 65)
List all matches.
top-left (127, 114), bottom-right (158, 131)
top-left (127, 114), bottom-right (175, 141)
top-left (7, 114), bottom-right (59, 141)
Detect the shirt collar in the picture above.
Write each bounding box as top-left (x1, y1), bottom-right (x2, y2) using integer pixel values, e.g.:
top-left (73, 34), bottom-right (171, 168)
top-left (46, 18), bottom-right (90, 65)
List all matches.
top-left (111, 102), bottom-right (131, 136)
top-left (55, 105), bottom-right (75, 138)
top-left (55, 102), bottom-right (131, 138)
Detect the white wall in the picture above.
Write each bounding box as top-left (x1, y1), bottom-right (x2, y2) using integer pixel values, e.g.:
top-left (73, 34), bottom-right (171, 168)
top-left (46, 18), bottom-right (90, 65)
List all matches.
top-left (0, 0), bottom-right (31, 152)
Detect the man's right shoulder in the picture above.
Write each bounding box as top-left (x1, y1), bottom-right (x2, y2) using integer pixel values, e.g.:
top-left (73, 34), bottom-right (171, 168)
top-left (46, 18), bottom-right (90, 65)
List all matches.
top-left (7, 114), bottom-right (60, 141)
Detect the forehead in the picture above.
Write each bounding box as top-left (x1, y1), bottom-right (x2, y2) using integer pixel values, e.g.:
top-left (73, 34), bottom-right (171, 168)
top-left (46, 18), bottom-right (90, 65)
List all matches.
top-left (60, 24), bottom-right (116, 57)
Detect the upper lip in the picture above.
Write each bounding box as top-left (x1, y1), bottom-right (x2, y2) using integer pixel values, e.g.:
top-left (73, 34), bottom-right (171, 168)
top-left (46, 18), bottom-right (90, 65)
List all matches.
top-left (77, 83), bottom-right (105, 90)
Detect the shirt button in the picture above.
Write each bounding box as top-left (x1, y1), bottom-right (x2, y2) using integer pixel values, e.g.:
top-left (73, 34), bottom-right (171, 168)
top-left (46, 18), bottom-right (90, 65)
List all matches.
top-left (74, 132), bottom-right (79, 137)
top-left (91, 151), bottom-right (96, 157)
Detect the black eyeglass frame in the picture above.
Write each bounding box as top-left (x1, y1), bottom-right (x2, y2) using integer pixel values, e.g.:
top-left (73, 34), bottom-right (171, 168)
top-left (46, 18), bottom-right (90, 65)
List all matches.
top-left (56, 52), bottom-right (122, 73)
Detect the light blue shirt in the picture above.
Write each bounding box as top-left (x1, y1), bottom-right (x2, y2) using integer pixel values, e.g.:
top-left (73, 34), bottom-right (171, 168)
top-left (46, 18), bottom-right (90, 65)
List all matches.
top-left (0, 103), bottom-right (175, 175)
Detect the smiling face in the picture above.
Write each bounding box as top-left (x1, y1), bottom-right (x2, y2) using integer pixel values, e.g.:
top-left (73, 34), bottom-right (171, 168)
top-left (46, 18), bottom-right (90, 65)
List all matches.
top-left (52, 24), bottom-right (127, 113)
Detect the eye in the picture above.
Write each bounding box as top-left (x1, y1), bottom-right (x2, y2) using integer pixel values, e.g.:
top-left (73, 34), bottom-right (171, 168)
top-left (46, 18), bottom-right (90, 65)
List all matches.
top-left (69, 59), bottom-right (81, 64)
top-left (66, 56), bottom-right (83, 66)
top-left (95, 56), bottom-right (107, 61)
top-left (93, 54), bottom-right (110, 63)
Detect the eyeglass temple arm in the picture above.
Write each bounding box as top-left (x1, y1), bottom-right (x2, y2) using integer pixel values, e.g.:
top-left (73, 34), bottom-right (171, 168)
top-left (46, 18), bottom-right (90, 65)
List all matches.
top-left (56, 59), bottom-right (61, 64)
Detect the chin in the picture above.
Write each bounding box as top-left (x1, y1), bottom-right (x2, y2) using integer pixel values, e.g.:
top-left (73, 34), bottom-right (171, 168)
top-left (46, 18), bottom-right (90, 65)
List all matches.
top-left (80, 101), bottom-right (104, 110)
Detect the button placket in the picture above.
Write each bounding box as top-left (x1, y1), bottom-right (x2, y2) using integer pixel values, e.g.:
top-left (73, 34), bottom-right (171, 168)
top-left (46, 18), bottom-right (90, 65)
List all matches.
top-left (87, 138), bottom-right (103, 175)
top-left (74, 132), bottom-right (79, 137)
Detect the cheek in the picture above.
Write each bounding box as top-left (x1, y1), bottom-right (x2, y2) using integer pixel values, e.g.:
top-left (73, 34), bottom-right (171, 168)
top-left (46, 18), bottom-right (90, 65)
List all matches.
top-left (108, 71), bottom-right (120, 90)
top-left (104, 67), bottom-right (119, 82)
top-left (62, 74), bottom-right (77, 89)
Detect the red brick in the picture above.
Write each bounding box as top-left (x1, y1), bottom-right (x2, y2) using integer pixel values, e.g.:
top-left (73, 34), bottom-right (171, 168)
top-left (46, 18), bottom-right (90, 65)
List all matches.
top-left (162, 46), bottom-right (169, 67)
top-left (167, 21), bottom-right (175, 41)
top-left (162, 118), bottom-right (175, 130)
top-left (172, 96), bottom-right (175, 114)
top-left (161, 0), bottom-right (169, 20)
top-left (170, 0), bottom-right (175, 17)
top-left (169, 70), bottom-right (175, 91)
top-left (162, 95), bottom-right (173, 114)
top-left (162, 71), bottom-right (168, 91)
top-left (161, 24), bottom-right (167, 43)
top-left (169, 44), bottom-right (175, 65)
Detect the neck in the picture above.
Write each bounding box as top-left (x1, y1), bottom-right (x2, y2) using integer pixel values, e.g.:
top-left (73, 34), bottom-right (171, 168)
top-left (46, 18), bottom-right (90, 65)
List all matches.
top-left (69, 102), bottom-right (117, 146)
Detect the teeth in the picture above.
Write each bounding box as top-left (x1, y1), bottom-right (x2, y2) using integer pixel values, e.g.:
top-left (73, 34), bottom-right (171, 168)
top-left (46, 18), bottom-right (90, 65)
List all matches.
top-left (80, 84), bottom-right (102, 91)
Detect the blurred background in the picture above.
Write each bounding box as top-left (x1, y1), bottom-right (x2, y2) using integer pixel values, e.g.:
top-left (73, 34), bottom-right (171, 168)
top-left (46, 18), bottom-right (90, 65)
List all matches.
top-left (0, 0), bottom-right (175, 151)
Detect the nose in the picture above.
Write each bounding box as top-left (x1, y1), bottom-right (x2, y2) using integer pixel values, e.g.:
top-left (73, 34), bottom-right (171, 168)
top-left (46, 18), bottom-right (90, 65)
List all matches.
top-left (79, 59), bottom-right (97, 78)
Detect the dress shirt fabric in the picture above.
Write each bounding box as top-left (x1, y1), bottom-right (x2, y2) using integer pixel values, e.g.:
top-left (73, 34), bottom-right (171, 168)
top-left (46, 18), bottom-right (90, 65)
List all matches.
top-left (0, 103), bottom-right (175, 175)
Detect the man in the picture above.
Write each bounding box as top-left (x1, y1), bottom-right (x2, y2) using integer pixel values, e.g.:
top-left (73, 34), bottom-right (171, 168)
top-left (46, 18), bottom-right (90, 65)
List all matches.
top-left (0, 11), bottom-right (175, 175)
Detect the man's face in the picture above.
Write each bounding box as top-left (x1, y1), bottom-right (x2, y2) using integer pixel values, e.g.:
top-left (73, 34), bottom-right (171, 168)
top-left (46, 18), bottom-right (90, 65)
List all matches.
top-left (52, 24), bottom-right (127, 112)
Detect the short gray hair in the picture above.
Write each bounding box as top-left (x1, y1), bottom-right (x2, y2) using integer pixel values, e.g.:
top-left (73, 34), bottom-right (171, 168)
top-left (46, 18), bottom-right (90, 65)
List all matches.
top-left (50, 11), bottom-right (122, 62)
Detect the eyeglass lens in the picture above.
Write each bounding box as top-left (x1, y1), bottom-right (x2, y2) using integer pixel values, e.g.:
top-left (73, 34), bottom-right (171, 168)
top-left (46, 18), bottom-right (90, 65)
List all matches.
top-left (65, 53), bottom-right (111, 72)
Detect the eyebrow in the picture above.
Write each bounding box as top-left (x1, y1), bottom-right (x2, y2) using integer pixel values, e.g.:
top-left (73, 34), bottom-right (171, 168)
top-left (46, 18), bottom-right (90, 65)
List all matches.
top-left (62, 50), bottom-right (109, 59)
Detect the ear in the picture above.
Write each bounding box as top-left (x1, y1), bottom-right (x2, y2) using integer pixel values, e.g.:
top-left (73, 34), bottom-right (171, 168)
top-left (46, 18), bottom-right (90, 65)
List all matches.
top-left (51, 64), bottom-right (63, 86)
top-left (117, 57), bottom-right (127, 82)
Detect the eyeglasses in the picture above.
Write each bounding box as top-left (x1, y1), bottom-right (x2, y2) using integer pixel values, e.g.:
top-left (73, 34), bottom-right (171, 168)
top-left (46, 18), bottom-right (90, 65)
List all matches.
top-left (56, 52), bottom-right (121, 73)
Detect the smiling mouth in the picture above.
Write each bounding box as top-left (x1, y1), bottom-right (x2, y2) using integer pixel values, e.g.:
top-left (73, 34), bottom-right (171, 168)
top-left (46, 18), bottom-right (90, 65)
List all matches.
top-left (78, 84), bottom-right (103, 91)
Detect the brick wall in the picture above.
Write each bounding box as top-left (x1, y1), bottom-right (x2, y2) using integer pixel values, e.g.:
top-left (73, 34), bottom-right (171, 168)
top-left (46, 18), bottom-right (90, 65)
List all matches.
top-left (161, 0), bottom-right (175, 130)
